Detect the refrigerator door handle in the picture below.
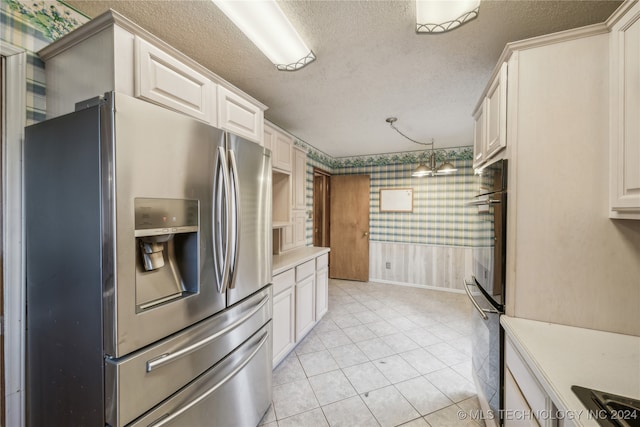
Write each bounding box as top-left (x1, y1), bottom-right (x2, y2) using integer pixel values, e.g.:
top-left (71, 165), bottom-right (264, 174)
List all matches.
top-left (463, 278), bottom-right (499, 320)
top-left (145, 293), bottom-right (269, 373)
top-left (146, 330), bottom-right (269, 427)
top-left (213, 146), bottom-right (232, 293)
top-left (227, 149), bottom-right (241, 290)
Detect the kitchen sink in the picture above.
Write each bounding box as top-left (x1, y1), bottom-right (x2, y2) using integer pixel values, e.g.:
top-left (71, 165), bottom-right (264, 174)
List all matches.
top-left (572, 385), bottom-right (640, 427)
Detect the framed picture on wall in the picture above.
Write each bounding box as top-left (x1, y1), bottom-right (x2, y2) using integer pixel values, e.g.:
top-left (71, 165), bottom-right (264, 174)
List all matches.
top-left (380, 188), bottom-right (413, 212)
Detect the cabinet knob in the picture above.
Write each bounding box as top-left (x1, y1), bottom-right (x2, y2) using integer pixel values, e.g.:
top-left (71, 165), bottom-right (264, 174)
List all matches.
top-left (363, 231), bottom-right (369, 237)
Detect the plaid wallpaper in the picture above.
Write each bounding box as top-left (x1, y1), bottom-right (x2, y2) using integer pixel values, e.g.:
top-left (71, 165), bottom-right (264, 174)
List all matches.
top-left (296, 140), bottom-right (491, 248)
top-left (1, 0), bottom-right (88, 125)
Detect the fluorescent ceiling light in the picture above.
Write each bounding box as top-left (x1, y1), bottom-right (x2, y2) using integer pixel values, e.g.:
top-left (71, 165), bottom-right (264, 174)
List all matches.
top-left (416, 0), bottom-right (480, 33)
top-left (212, 0), bottom-right (316, 71)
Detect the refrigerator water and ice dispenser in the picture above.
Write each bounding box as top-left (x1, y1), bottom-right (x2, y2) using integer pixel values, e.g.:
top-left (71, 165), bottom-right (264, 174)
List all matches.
top-left (134, 198), bottom-right (199, 310)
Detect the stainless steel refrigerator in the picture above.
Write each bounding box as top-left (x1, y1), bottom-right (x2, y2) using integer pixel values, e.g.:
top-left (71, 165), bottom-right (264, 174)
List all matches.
top-left (24, 92), bottom-right (273, 426)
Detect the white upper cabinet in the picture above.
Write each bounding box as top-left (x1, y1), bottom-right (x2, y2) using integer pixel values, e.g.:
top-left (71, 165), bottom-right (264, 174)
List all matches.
top-left (472, 101), bottom-right (486, 168)
top-left (135, 37), bottom-right (216, 124)
top-left (609, 0), bottom-right (640, 219)
top-left (485, 62), bottom-right (508, 159)
top-left (264, 122), bottom-right (293, 173)
top-left (292, 147), bottom-right (307, 211)
top-left (39, 9), bottom-right (266, 143)
top-left (473, 62), bottom-right (508, 168)
top-left (217, 86), bottom-right (264, 144)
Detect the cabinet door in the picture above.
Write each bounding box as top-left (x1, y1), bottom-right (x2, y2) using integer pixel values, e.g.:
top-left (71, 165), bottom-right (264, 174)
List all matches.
top-left (217, 86), bottom-right (264, 144)
top-left (281, 224), bottom-right (295, 252)
top-left (295, 275), bottom-right (316, 341)
top-left (315, 267), bottom-right (328, 319)
top-left (473, 102), bottom-right (486, 168)
top-left (272, 286), bottom-right (295, 367)
top-left (135, 37), bottom-right (215, 124)
top-left (273, 132), bottom-right (293, 173)
top-left (263, 124), bottom-right (274, 150)
top-left (504, 369), bottom-right (541, 427)
top-left (610, 2), bottom-right (640, 219)
top-left (485, 62), bottom-right (508, 159)
top-left (292, 210), bottom-right (307, 248)
top-left (292, 147), bottom-right (307, 210)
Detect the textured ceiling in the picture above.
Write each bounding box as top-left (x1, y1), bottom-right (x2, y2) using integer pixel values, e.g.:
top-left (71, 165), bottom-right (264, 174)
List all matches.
top-left (66, 0), bottom-right (621, 157)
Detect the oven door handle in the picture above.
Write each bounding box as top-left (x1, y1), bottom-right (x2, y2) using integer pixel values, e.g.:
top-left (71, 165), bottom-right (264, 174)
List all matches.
top-left (463, 278), bottom-right (500, 320)
top-left (464, 199), bottom-right (501, 206)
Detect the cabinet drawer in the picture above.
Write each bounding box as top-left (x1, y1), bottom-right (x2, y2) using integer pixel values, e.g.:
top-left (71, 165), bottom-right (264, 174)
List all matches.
top-left (134, 37), bottom-right (215, 124)
top-left (296, 260), bottom-right (315, 282)
top-left (316, 253), bottom-right (328, 270)
top-left (505, 338), bottom-right (547, 417)
top-left (273, 269), bottom-right (295, 295)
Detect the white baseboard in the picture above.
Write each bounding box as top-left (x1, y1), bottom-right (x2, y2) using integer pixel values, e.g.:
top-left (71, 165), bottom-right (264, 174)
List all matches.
top-left (370, 278), bottom-right (466, 295)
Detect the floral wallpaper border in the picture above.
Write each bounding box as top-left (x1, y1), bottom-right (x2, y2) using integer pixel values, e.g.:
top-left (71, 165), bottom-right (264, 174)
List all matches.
top-left (4, 0), bottom-right (87, 41)
top-left (294, 138), bottom-right (473, 170)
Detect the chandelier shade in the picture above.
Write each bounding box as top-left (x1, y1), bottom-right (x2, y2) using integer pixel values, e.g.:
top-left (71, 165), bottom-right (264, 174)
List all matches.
top-left (386, 117), bottom-right (458, 177)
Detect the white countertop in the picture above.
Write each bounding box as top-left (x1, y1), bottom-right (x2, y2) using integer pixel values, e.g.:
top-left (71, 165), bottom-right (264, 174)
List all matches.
top-left (273, 246), bottom-right (330, 275)
top-left (501, 316), bottom-right (640, 426)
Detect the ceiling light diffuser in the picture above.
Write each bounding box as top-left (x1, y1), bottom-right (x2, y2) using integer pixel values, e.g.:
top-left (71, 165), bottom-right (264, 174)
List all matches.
top-left (416, 0), bottom-right (480, 33)
top-left (212, 0), bottom-right (315, 71)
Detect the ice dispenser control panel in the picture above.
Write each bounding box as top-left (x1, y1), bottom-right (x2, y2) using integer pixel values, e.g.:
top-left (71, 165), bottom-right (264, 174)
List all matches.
top-left (134, 198), bottom-right (199, 237)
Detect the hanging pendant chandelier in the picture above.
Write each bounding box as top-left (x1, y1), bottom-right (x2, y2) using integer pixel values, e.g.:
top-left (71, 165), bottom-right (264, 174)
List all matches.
top-left (385, 117), bottom-right (458, 177)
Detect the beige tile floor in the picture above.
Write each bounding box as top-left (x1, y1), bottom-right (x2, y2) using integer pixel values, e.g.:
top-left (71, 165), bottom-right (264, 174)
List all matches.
top-left (260, 279), bottom-right (486, 427)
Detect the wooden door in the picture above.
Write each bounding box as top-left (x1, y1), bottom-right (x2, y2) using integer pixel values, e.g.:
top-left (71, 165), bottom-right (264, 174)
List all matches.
top-left (329, 175), bottom-right (370, 281)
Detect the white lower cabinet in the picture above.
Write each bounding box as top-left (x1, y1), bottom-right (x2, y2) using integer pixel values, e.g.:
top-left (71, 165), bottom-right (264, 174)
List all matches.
top-left (271, 250), bottom-right (329, 367)
top-left (505, 338), bottom-right (558, 427)
top-left (272, 270), bottom-right (296, 366)
top-left (504, 369), bottom-right (541, 427)
top-left (295, 275), bottom-right (316, 341)
top-left (295, 260), bottom-right (316, 341)
top-left (316, 254), bottom-right (329, 319)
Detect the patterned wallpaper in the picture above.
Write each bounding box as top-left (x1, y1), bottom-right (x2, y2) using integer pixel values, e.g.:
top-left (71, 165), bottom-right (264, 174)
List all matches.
top-left (295, 140), bottom-right (490, 248)
top-left (1, 0), bottom-right (88, 124)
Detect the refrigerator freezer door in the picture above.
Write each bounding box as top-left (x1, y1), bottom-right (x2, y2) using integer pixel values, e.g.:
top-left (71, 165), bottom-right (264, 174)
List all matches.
top-left (128, 322), bottom-right (273, 427)
top-left (105, 287), bottom-right (271, 426)
top-left (104, 93), bottom-right (227, 357)
top-left (225, 134), bottom-right (272, 307)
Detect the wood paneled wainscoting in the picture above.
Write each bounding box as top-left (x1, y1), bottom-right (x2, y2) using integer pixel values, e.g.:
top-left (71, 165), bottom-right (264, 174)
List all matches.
top-left (369, 241), bottom-right (474, 293)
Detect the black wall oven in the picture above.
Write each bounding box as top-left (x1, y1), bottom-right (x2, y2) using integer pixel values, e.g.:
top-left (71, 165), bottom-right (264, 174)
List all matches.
top-left (464, 159), bottom-right (507, 426)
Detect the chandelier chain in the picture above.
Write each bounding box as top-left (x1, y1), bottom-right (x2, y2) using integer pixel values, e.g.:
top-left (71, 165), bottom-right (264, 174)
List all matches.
top-left (388, 121), bottom-right (434, 147)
